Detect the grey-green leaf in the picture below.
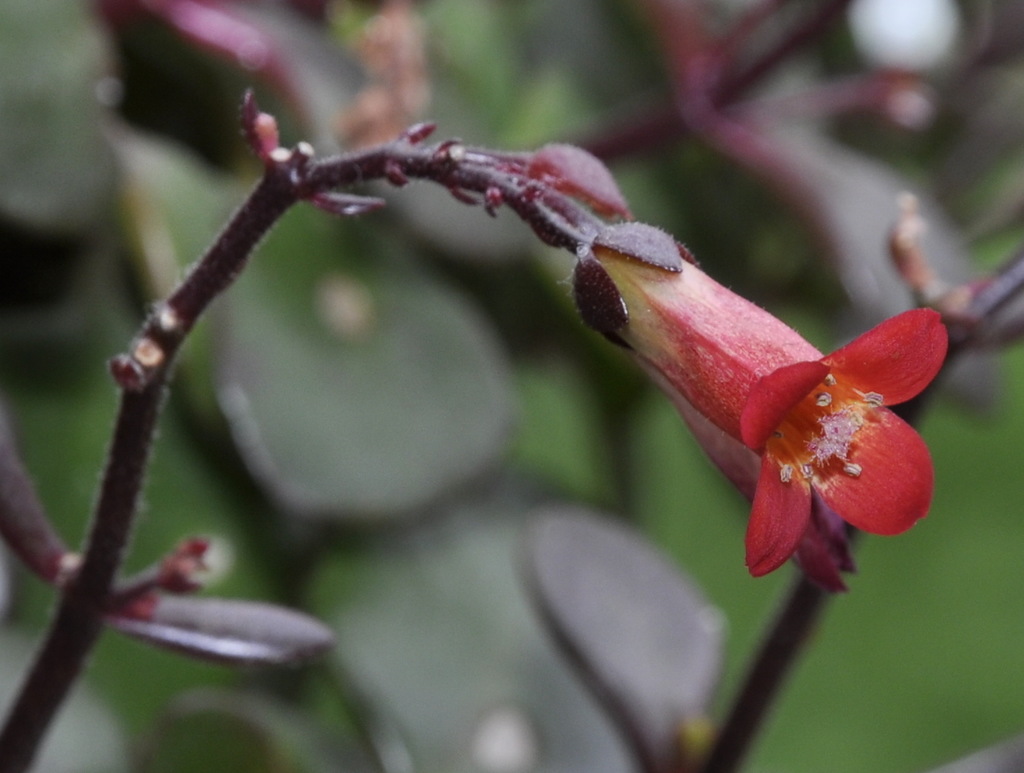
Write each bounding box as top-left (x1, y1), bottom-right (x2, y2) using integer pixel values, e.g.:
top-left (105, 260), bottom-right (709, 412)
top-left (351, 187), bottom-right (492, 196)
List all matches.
top-left (921, 735), bottom-right (1024, 773)
top-left (137, 688), bottom-right (371, 773)
top-left (524, 509), bottom-right (724, 771)
top-left (315, 499), bottom-right (634, 773)
top-left (0, 630), bottom-right (128, 772)
top-left (217, 206), bottom-right (514, 519)
top-left (0, 0), bottom-right (116, 234)
top-left (106, 597), bottom-right (335, 666)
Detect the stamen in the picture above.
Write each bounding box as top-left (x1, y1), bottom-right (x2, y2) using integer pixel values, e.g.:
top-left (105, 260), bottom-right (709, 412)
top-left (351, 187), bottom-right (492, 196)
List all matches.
top-left (779, 464), bottom-right (794, 483)
top-left (823, 374), bottom-right (837, 386)
top-left (815, 392), bottom-right (832, 407)
top-left (860, 391), bottom-right (884, 407)
top-left (801, 463), bottom-right (815, 479)
top-left (843, 462), bottom-right (863, 478)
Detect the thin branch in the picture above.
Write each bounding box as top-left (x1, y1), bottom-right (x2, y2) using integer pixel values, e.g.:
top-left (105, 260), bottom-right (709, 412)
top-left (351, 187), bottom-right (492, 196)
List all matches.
top-left (0, 167), bottom-right (297, 773)
top-left (580, 104), bottom-right (685, 163)
top-left (966, 245), bottom-right (1024, 326)
top-left (711, 0), bottom-right (791, 67)
top-left (716, 0), bottom-right (855, 104)
top-left (581, 0), bottom-right (855, 163)
top-left (699, 576), bottom-right (828, 773)
top-left (0, 96), bottom-right (609, 771)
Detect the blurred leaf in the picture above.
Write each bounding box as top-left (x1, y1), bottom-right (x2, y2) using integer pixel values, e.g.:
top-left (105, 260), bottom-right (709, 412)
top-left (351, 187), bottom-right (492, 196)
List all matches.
top-left (0, 545), bottom-right (11, 623)
top-left (524, 509), bottom-right (724, 771)
top-left (766, 130), bottom-right (967, 322)
top-left (107, 596), bottom-right (334, 667)
top-left (922, 735), bottom-right (1024, 773)
top-left (116, 128), bottom-right (241, 301)
top-left (423, 0), bottom-right (520, 135)
top-left (312, 495), bottom-right (634, 773)
top-left (0, 0), bottom-right (116, 234)
top-left (0, 629), bottom-right (128, 772)
top-left (0, 395), bottom-right (68, 583)
top-left (503, 70), bottom-right (592, 148)
top-left (218, 206), bottom-right (514, 519)
top-left (230, 2), bottom-right (365, 151)
top-left (138, 688), bottom-right (366, 773)
top-left (937, 61), bottom-right (1024, 234)
top-left (0, 264), bottom-right (282, 730)
top-left (739, 128), bottom-right (998, 409)
top-left (510, 362), bottom-right (616, 505)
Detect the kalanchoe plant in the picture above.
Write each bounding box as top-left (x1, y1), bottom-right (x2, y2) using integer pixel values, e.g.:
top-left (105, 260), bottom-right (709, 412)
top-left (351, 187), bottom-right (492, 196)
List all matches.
top-left (0, 79), bottom-right (983, 770)
top-left (12, 2), bottom-right (1024, 772)
top-left (573, 223), bottom-right (948, 590)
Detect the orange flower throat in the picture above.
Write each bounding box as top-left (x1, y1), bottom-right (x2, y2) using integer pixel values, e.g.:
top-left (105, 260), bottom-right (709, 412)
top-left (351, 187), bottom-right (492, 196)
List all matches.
top-left (766, 373), bottom-right (884, 486)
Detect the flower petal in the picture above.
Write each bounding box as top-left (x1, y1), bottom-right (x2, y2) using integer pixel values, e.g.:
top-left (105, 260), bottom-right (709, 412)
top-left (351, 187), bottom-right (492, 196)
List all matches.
top-left (740, 360), bottom-right (829, 450)
top-left (746, 456), bottom-right (813, 577)
top-left (822, 309), bottom-right (947, 405)
top-left (817, 409), bottom-right (933, 535)
top-left (641, 362), bottom-right (761, 499)
top-left (793, 491), bottom-right (856, 593)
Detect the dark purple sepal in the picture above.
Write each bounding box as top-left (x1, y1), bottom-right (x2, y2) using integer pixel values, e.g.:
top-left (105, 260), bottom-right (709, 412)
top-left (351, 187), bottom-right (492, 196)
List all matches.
top-left (573, 254), bottom-right (628, 333)
top-left (593, 222), bottom-right (685, 273)
top-left (793, 490), bottom-right (857, 593)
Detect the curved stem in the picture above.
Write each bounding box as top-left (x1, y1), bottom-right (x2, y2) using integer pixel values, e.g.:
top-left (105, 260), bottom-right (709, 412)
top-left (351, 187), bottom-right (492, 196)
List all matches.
top-left (716, 0), bottom-right (855, 104)
top-left (0, 99), bottom-right (608, 770)
top-left (699, 575), bottom-right (828, 773)
top-left (0, 386), bottom-right (164, 771)
top-left (0, 170), bottom-right (296, 772)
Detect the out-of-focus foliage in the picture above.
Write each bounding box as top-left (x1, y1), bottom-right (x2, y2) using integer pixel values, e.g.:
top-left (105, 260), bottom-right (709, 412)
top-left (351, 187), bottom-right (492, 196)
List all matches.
top-left (3, 1), bottom-right (1024, 772)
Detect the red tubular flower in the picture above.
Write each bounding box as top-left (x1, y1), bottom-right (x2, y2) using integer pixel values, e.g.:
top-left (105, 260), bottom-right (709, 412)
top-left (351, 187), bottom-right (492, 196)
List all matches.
top-left (575, 223), bottom-right (948, 589)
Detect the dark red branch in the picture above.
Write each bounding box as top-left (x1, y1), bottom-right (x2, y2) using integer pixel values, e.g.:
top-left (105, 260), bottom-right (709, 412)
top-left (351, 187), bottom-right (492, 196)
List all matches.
top-left (715, 0), bottom-right (856, 104)
top-left (0, 163), bottom-right (297, 773)
top-left (699, 576), bottom-right (828, 773)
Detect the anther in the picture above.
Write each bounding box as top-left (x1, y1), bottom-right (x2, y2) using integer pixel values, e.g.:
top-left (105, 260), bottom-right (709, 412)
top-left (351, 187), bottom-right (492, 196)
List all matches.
top-left (269, 147), bottom-right (291, 163)
top-left (779, 464), bottom-right (794, 483)
top-left (861, 391), bottom-right (884, 407)
top-left (815, 392), bottom-right (832, 407)
top-left (823, 374), bottom-right (837, 386)
top-left (446, 143), bottom-right (467, 162)
top-left (801, 463), bottom-right (815, 479)
top-left (296, 141), bottom-right (315, 158)
top-left (843, 462), bottom-right (863, 478)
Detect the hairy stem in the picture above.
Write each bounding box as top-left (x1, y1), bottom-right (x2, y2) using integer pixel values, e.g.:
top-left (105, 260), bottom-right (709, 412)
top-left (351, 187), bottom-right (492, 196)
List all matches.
top-left (0, 386), bottom-right (164, 771)
top-left (0, 98), bottom-right (605, 769)
top-left (0, 169), bottom-right (296, 772)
